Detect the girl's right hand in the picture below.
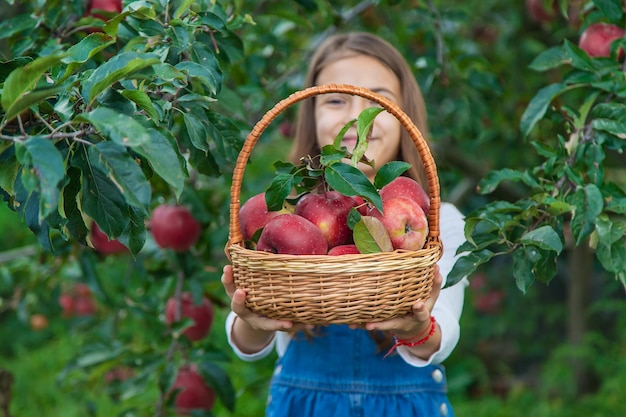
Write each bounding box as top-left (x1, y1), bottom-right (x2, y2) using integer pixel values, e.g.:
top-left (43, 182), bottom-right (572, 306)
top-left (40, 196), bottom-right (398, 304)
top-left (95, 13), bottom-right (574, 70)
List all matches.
top-left (222, 265), bottom-right (305, 332)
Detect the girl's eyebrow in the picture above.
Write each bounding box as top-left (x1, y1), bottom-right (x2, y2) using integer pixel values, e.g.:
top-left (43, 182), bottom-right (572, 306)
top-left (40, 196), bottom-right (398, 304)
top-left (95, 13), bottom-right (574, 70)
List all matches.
top-left (369, 87), bottom-right (397, 99)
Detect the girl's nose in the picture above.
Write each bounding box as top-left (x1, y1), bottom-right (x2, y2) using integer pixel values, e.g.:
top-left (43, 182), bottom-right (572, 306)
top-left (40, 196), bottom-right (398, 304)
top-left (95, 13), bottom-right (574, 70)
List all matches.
top-left (348, 97), bottom-right (371, 119)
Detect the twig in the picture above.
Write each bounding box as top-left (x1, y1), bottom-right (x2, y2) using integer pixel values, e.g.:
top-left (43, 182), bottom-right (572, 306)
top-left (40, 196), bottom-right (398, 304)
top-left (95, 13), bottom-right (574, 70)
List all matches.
top-left (0, 245), bottom-right (38, 264)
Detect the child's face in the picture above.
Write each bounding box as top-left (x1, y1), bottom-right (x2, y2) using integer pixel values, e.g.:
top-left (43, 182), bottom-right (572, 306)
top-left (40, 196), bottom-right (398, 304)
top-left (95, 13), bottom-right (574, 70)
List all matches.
top-left (314, 54), bottom-right (402, 180)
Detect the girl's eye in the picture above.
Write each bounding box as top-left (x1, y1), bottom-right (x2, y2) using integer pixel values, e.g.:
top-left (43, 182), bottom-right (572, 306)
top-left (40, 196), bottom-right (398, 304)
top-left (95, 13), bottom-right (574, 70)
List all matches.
top-left (324, 97), bottom-right (345, 105)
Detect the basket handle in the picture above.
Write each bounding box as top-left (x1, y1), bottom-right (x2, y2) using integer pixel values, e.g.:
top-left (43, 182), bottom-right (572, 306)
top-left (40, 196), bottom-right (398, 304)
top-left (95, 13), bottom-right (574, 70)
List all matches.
top-left (228, 83), bottom-right (440, 247)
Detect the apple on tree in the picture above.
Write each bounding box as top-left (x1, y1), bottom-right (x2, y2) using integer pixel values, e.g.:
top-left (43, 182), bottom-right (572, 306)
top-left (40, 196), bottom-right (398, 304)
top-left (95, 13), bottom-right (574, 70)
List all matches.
top-left (294, 190), bottom-right (358, 249)
top-left (171, 365), bottom-right (216, 415)
top-left (85, 0), bottom-right (123, 20)
top-left (239, 192), bottom-right (289, 242)
top-left (370, 197), bottom-right (428, 251)
top-left (578, 22), bottom-right (625, 58)
top-left (525, 0), bottom-right (558, 24)
top-left (256, 214), bottom-right (328, 255)
top-left (89, 222), bottom-right (129, 255)
top-left (150, 204), bottom-right (201, 252)
top-left (379, 176), bottom-right (430, 215)
top-left (58, 283), bottom-right (96, 318)
top-left (165, 292), bottom-right (214, 342)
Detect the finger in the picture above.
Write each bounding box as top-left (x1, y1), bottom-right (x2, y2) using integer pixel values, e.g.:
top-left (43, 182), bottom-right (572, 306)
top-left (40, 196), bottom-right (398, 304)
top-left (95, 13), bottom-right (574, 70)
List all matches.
top-left (230, 288), bottom-right (249, 315)
top-left (221, 265), bottom-right (235, 298)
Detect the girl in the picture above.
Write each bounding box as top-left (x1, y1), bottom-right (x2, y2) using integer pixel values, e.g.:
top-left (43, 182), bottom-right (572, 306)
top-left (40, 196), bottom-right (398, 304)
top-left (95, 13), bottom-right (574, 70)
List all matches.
top-left (222, 32), bottom-right (468, 417)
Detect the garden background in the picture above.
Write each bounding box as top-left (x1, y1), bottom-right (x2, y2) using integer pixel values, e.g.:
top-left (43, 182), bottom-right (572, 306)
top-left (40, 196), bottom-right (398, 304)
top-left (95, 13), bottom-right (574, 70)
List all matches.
top-left (1, 0), bottom-right (626, 416)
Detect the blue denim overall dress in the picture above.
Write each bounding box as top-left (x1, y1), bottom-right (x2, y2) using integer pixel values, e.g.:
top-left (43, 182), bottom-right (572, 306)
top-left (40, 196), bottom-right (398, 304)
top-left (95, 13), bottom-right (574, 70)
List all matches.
top-left (266, 324), bottom-right (454, 417)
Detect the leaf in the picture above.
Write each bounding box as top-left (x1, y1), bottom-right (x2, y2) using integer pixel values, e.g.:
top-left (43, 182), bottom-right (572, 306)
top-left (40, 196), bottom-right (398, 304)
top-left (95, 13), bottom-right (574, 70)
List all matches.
top-left (333, 119), bottom-right (356, 149)
top-left (1, 53), bottom-right (67, 112)
top-left (446, 249), bottom-right (495, 288)
top-left (88, 142), bottom-right (151, 214)
top-left (198, 362), bottom-right (236, 412)
top-left (265, 171), bottom-right (297, 211)
top-left (176, 60), bottom-right (222, 96)
top-left (14, 136), bottom-right (65, 220)
top-left (373, 161), bottom-right (412, 190)
top-left (81, 52), bottom-right (160, 104)
top-left (61, 32), bottom-right (116, 79)
top-left (120, 89), bottom-right (160, 122)
top-left (592, 0), bottom-right (624, 20)
top-left (594, 214), bottom-right (626, 274)
top-left (562, 40), bottom-right (597, 72)
top-left (73, 146), bottom-right (130, 237)
top-left (353, 216), bottom-right (393, 253)
top-left (477, 168), bottom-right (539, 194)
top-left (134, 128), bottom-right (187, 199)
top-left (76, 107), bottom-right (152, 147)
top-left (352, 107), bottom-right (384, 166)
top-left (568, 184), bottom-right (604, 245)
top-left (3, 83), bottom-right (69, 123)
top-left (592, 119), bottom-right (626, 139)
top-left (529, 45), bottom-right (569, 71)
top-left (512, 246), bottom-right (535, 294)
top-left (182, 112), bottom-right (208, 152)
top-left (520, 225), bottom-right (563, 254)
top-left (324, 163), bottom-right (382, 211)
top-left (520, 83), bottom-right (568, 137)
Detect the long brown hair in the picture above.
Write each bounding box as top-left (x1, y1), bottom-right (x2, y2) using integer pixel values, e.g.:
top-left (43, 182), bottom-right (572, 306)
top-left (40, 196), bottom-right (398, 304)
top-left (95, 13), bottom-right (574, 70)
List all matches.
top-left (288, 32), bottom-right (431, 353)
top-left (289, 31), bottom-right (431, 194)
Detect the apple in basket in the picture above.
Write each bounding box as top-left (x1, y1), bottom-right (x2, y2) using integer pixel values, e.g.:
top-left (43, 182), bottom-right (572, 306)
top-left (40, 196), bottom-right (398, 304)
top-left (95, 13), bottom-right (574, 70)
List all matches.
top-left (257, 214), bottom-right (328, 255)
top-left (380, 176), bottom-right (430, 215)
top-left (294, 190), bottom-right (358, 249)
top-left (370, 197), bottom-right (428, 251)
top-left (239, 192), bottom-right (290, 241)
top-left (328, 244), bottom-right (361, 256)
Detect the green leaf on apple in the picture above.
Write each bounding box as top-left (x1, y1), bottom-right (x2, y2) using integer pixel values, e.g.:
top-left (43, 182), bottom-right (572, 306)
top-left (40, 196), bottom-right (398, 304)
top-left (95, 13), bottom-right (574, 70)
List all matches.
top-left (324, 163), bottom-right (383, 211)
top-left (353, 216), bottom-right (393, 253)
top-left (373, 161), bottom-right (412, 189)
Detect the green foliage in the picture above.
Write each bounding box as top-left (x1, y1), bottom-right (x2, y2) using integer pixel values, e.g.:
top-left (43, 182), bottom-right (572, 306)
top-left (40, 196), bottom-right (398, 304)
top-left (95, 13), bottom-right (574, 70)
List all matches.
top-left (449, 1), bottom-right (626, 291)
top-left (0, 0), bottom-right (246, 253)
top-left (1, 0), bottom-right (625, 415)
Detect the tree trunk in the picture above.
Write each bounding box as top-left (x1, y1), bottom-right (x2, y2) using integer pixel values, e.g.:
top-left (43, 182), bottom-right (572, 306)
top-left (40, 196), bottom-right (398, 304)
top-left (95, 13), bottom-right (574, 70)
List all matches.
top-left (567, 240), bottom-right (593, 394)
top-left (0, 368), bottom-right (13, 417)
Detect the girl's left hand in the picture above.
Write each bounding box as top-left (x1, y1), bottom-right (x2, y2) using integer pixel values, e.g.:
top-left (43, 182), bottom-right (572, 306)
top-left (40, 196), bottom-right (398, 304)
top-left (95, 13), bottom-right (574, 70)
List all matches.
top-left (362, 265), bottom-right (442, 339)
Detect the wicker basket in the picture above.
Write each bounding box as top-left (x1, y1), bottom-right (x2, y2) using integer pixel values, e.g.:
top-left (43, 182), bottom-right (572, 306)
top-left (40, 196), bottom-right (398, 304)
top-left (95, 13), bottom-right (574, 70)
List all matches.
top-left (226, 84), bottom-right (443, 325)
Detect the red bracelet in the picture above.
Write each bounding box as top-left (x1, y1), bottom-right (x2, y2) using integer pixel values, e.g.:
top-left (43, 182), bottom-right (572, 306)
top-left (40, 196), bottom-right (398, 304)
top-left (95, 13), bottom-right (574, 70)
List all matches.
top-left (384, 316), bottom-right (437, 358)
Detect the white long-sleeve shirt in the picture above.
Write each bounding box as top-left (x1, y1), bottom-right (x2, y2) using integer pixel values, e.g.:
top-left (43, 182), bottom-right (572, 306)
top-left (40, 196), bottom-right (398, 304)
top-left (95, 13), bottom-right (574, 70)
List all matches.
top-left (226, 202), bottom-right (469, 367)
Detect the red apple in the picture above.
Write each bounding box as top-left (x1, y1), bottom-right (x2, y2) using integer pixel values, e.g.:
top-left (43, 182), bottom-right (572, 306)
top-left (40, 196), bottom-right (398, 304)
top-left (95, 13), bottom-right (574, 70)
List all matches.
top-left (74, 297), bottom-right (97, 316)
top-left (526, 0), bottom-right (557, 23)
top-left (351, 195), bottom-right (369, 215)
top-left (59, 283), bottom-right (96, 317)
top-left (256, 214), bottom-right (328, 255)
top-left (279, 121), bottom-right (294, 137)
top-left (165, 292), bottom-right (214, 342)
top-left (89, 222), bottom-right (129, 255)
top-left (380, 176), bottom-right (430, 215)
top-left (474, 290), bottom-right (506, 314)
top-left (371, 197), bottom-right (428, 251)
top-left (579, 23), bottom-right (625, 58)
top-left (294, 191), bottom-right (357, 249)
top-left (150, 204), bottom-right (201, 252)
top-left (328, 244), bottom-right (361, 256)
top-left (171, 365), bottom-right (216, 414)
top-left (239, 192), bottom-right (289, 241)
top-left (86, 0), bottom-right (123, 19)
